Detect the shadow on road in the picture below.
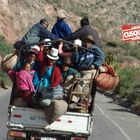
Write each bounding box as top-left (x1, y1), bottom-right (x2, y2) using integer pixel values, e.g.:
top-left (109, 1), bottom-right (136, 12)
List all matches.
top-left (108, 108), bottom-right (130, 113)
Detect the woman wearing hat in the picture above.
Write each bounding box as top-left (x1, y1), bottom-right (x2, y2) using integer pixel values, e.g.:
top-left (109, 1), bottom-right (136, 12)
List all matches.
top-left (38, 47), bottom-right (61, 89)
top-left (7, 45), bottom-right (40, 89)
top-left (13, 45), bottom-right (41, 72)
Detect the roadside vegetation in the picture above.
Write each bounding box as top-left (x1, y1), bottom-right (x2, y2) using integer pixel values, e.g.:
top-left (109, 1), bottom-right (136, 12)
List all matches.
top-left (0, 36), bottom-right (13, 86)
top-left (0, 36), bottom-right (12, 57)
top-left (105, 43), bottom-right (140, 115)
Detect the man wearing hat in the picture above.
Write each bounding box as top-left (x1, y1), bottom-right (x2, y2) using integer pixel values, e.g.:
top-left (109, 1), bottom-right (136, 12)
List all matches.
top-left (58, 35), bottom-right (104, 71)
top-left (63, 17), bottom-right (102, 48)
top-left (73, 35), bottom-right (105, 71)
top-left (21, 18), bottom-right (58, 45)
top-left (51, 10), bottom-right (72, 38)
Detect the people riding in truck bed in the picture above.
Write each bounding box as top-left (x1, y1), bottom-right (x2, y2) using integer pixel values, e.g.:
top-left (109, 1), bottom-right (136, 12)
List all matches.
top-left (7, 16), bottom-right (106, 114)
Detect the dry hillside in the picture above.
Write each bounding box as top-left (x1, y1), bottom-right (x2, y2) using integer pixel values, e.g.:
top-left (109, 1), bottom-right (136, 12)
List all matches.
top-left (0, 0), bottom-right (139, 44)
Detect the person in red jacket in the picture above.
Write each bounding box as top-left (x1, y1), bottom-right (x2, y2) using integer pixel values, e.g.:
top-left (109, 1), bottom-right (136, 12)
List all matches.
top-left (37, 47), bottom-right (63, 107)
top-left (38, 47), bottom-right (61, 89)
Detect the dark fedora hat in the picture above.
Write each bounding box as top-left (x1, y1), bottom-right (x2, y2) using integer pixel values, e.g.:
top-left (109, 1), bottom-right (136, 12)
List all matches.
top-left (83, 35), bottom-right (95, 44)
top-left (40, 18), bottom-right (49, 24)
top-left (62, 57), bottom-right (72, 66)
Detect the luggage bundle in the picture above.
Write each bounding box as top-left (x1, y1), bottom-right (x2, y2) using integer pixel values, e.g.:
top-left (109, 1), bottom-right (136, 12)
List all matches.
top-left (95, 63), bottom-right (119, 91)
top-left (1, 53), bottom-right (17, 71)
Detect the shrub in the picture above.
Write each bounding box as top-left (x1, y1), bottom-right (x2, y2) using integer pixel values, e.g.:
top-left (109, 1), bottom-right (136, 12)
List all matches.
top-left (0, 71), bottom-right (12, 86)
top-left (46, 0), bottom-right (60, 5)
top-left (128, 47), bottom-right (140, 60)
top-left (105, 52), bottom-right (139, 105)
top-left (0, 36), bottom-right (12, 86)
top-left (116, 68), bottom-right (137, 104)
top-left (0, 36), bottom-right (12, 57)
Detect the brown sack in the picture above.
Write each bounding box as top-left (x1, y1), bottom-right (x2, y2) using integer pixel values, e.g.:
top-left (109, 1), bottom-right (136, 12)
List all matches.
top-left (53, 100), bottom-right (68, 121)
top-left (44, 100), bottom-right (68, 124)
top-left (1, 53), bottom-right (18, 71)
top-left (95, 64), bottom-right (119, 91)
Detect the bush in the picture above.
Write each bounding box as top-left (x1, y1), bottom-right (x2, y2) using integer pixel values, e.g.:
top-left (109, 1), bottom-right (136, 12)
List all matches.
top-left (116, 68), bottom-right (137, 104)
top-left (105, 52), bottom-right (139, 105)
top-left (128, 47), bottom-right (140, 60)
top-left (0, 36), bottom-right (12, 57)
top-left (0, 71), bottom-right (12, 86)
top-left (0, 36), bottom-right (12, 86)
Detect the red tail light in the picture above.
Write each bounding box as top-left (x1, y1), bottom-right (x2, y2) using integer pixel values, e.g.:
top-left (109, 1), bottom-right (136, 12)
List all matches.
top-left (56, 118), bottom-right (61, 122)
top-left (9, 130), bottom-right (26, 138)
top-left (13, 114), bottom-right (22, 118)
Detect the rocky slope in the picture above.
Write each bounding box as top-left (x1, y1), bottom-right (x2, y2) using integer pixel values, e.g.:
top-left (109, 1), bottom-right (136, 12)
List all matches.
top-left (0, 0), bottom-right (139, 44)
top-left (0, 0), bottom-right (80, 44)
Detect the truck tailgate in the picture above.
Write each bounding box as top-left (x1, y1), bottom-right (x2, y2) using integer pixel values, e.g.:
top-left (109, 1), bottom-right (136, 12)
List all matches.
top-left (48, 112), bottom-right (92, 134)
top-left (8, 106), bottom-right (93, 134)
top-left (8, 106), bottom-right (48, 129)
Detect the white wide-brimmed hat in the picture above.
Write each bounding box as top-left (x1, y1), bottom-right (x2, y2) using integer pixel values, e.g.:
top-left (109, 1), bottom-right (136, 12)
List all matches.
top-left (47, 48), bottom-right (59, 60)
top-left (57, 10), bottom-right (66, 19)
top-left (30, 45), bottom-right (40, 54)
top-left (74, 39), bottom-right (82, 47)
top-left (44, 38), bottom-right (51, 47)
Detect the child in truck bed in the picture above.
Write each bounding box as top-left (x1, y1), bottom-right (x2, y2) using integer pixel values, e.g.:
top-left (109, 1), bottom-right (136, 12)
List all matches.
top-left (15, 62), bottom-right (38, 106)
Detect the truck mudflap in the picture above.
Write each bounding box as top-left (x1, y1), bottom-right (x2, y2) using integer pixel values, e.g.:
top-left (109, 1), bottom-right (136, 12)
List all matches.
top-left (7, 106), bottom-right (93, 135)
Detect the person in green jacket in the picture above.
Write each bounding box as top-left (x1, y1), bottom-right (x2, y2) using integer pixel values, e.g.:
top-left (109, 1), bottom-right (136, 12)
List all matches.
top-left (61, 57), bottom-right (81, 96)
top-left (61, 57), bottom-right (80, 82)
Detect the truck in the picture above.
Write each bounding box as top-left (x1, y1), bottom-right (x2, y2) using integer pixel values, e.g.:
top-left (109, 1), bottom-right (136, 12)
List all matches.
top-left (6, 40), bottom-right (96, 140)
top-left (7, 78), bottom-right (94, 140)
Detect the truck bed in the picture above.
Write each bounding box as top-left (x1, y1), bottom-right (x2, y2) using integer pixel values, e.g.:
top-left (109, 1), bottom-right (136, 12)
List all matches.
top-left (7, 106), bottom-right (93, 135)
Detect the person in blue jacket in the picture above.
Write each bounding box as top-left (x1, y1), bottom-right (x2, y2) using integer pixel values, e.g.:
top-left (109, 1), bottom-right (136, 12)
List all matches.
top-left (72, 36), bottom-right (105, 71)
top-left (51, 10), bottom-right (72, 38)
top-left (14, 18), bottom-right (58, 50)
top-left (21, 18), bottom-right (58, 45)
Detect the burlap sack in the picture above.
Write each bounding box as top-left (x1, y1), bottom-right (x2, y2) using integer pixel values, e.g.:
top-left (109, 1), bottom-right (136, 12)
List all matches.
top-left (1, 53), bottom-right (17, 71)
top-left (95, 64), bottom-right (119, 91)
top-left (13, 97), bottom-right (27, 107)
top-left (44, 100), bottom-right (68, 124)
